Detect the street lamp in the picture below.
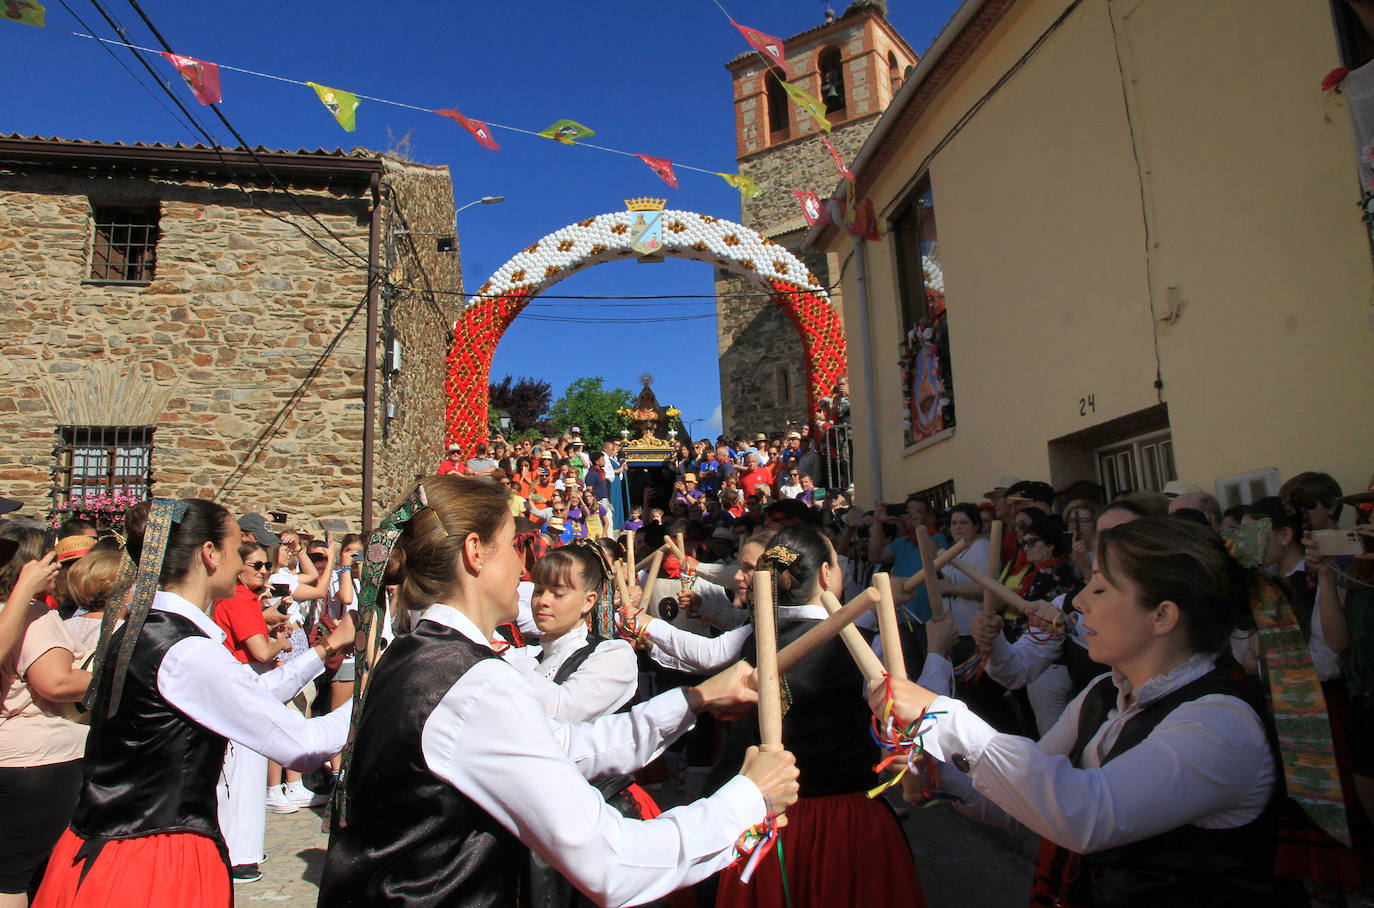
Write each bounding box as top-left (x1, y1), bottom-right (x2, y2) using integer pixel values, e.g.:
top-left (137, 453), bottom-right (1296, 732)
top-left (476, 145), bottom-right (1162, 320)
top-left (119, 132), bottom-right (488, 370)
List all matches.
top-left (430, 196), bottom-right (504, 252)
top-left (497, 410), bottom-right (512, 434)
top-left (685, 418), bottom-right (706, 440)
top-left (455, 195), bottom-right (504, 215)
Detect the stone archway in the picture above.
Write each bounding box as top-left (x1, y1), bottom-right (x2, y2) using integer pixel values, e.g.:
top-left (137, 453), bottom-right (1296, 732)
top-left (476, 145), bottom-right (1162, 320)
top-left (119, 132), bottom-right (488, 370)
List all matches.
top-left (446, 206), bottom-right (846, 449)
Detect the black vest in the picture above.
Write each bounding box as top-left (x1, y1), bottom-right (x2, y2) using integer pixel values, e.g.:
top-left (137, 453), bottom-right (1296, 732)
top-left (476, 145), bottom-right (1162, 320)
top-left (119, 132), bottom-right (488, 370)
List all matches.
top-left (707, 616), bottom-right (878, 798)
top-left (1033, 669), bottom-right (1278, 908)
top-left (71, 610), bottom-right (229, 853)
top-left (319, 620), bottom-right (526, 907)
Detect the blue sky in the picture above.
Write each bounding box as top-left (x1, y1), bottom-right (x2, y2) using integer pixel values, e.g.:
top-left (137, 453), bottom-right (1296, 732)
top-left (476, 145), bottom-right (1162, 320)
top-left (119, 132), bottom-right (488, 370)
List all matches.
top-left (3, 0), bottom-right (961, 439)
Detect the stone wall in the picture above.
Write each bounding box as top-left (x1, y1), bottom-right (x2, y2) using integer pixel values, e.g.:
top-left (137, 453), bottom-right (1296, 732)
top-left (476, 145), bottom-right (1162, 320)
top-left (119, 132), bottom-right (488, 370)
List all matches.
top-left (0, 148), bottom-right (460, 534)
top-left (373, 158), bottom-right (462, 516)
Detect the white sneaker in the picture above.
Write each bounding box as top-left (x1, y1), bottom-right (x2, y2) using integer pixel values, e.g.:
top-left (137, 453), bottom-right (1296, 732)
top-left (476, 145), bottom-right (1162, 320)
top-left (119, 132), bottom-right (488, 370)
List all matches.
top-left (266, 784), bottom-right (299, 814)
top-left (284, 779), bottom-right (328, 808)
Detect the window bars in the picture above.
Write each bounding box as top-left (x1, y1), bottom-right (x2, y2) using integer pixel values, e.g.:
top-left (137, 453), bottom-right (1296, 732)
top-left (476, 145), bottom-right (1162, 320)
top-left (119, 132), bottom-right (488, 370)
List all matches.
top-left (90, 206), bottom-right (159, 282)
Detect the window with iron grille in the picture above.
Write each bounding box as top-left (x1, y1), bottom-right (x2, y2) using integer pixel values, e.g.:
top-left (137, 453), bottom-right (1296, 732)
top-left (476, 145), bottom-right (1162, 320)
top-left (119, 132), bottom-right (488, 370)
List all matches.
top-left (54, 426), bottom-right (155, 507)
top-left (89, 205), bottom-right (159, 282)
top-left (910, 478), bottom-right (957, 517)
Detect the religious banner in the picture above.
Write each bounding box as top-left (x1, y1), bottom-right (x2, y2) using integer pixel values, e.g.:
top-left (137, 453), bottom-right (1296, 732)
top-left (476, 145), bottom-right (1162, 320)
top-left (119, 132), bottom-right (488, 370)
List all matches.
top-left (793, 190), bottom-right (828, 227)
top-left (821, 133), bottom-right (854, 180)
top-left (160, 52), bottom-right (222, 105)
top-left (307, 82), bottom-right (359, 132)
top-left (538, 119), bottom-right (595, 145)
top-left (718, 172), bottom-right (761, 198)
top-left (731, 20), bottom-right (786, 72)
top-left (781, 82), bottom-right (832, 133)
top-left (636, 154), bottom-right (678, 189)
top-left (434, 108), bottom-right (500, 150)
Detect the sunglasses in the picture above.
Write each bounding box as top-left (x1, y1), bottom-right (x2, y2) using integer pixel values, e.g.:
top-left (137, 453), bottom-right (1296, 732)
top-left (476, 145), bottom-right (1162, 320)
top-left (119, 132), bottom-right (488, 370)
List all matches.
top-left (245, 560), bottom-right (270, 571)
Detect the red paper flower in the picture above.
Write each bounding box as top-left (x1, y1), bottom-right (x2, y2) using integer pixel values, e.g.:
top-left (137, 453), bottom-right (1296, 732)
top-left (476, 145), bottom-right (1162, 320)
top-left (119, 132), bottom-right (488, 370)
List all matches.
top-left (1322, 67), bottom-right (1349, 92)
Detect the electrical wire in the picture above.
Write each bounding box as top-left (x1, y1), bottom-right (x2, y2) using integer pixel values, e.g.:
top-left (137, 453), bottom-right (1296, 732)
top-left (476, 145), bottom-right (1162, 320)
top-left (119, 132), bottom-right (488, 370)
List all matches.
top-left (121, 0), bottom-right (373, 268)
top-left (52, 0), bottom-right (198, 141)
top-left (71, 0), bottom-right (371, 270)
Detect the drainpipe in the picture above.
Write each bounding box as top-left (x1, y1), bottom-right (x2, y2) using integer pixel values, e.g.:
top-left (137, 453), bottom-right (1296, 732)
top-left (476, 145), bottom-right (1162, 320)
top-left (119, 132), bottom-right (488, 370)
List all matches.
top-left (852, 237), bottom-right (882, 507)
top-left (362, 171), bottom-right (381, 534)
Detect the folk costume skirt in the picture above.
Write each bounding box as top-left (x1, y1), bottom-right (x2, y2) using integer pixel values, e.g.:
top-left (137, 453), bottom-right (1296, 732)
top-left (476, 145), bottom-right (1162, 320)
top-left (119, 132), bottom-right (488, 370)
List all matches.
top-left (33, 828), bottom-right (231, 908)
top-left (715, 791), bottom-right (927, 908)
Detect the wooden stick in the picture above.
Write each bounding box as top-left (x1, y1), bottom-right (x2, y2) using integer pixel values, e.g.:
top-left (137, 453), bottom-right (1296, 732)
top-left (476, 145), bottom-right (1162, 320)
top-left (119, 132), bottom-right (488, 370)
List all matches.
top-left (899, 539), bottom-right (970, 594)
top-left (820, 591), bottom-right (887, 682)
top-left (915, 528), bottom-right (946, 619)
top-left (675, 533), bottom-right (686, 564)
top-left (775, 588), bottom-right (880, 675)
top-left (872, 573), bottom-right (906, 679)
top-left (949, 557), bottom-right (1035, 615)
top-left (634, 541), bottom-right (673, 573)
top-left (752, 569), bottom-right (783, 749)
top-left (640, 550), bottom-right (664, 597)
top-left (625, 527), bottom-right (635, 573)
top-left (981, 521), bottom-right (1004, 616)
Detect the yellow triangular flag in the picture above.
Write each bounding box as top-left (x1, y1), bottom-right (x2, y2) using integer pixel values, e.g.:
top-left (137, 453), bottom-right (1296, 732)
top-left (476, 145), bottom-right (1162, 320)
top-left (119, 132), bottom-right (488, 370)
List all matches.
top-left (781, 82), bottom-right (832, 134)
top-left (307, 82), bottom-right (359, 132)
top-left (2, 0), bottom-right (45, 26)
top-left (718, 172), bottom-right (762, 199)
top-left (537, 119), bottom-right (595, 145)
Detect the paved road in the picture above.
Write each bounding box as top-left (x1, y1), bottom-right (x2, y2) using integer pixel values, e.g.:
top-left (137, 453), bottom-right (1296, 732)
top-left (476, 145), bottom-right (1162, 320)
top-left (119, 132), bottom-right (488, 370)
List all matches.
top-left (242, 790), bottom-right (1035, 906)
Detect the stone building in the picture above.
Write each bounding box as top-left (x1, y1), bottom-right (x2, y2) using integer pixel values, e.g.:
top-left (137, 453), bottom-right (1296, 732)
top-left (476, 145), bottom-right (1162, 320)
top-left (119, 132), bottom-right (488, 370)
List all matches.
top-left (714, 0), bottom-right (917, 440)
top-left (0, 135), bottom-right (461, 533)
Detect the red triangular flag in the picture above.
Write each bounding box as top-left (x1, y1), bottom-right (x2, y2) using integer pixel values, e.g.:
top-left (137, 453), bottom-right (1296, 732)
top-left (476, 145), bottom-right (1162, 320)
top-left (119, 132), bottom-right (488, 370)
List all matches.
top-left (820, 134), bottom-right (854, 181)
top-left (853, 198), bottom-right (881, 242)
top-left (636, 154), bottom-right (679, 189)
top-left (434, 109), bottom-right (501, 151)
top-left (160, 52), bottom-right (221, 105)
top-left (731, 20), bottom-right (787, 72)
top-left (793, 190), bottom-right (829, 227)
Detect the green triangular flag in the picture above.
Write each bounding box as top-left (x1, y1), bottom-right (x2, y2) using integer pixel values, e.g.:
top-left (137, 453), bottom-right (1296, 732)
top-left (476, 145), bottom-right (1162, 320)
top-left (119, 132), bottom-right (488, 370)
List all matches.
top-left (718, 172), bottom-right (762, 199)
top-left (538, 119), bottom-right (595, 145)
top-left (2, 0), bottom-right (45, 26)
top-left (781, 82), bottom-right (832, 134)
top-left (307, 81), bottom-right (359, 132)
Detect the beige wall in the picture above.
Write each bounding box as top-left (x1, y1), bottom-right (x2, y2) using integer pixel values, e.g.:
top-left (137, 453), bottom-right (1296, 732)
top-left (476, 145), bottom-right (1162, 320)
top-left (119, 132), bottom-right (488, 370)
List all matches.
top-left (831, 0), bottom-right (1374, 507)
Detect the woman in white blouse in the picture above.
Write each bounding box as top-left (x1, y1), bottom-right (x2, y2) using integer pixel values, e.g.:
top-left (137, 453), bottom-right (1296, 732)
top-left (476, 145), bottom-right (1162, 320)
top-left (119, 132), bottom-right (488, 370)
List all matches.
top-left (877, 517), bottom-right (1279, 907)
top-left (33, 499), bottom-right (356, 908)
top-left (319, 475), bottom-right (799, 908)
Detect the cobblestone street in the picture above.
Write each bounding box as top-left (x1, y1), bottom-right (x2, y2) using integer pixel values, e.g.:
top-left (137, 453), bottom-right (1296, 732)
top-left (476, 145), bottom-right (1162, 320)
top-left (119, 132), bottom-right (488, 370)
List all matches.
top-left (243, 789), bottom-right (1035, 906)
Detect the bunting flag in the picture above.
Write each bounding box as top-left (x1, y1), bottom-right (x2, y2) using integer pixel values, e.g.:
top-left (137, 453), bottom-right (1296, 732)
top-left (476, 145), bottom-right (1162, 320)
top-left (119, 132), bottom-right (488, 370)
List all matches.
top-left (821, 133), bottom-right (854, 180)
top-left (718, 172), bottom-right (762, 199)
top-left (2, 0), bottom-right (44, 26)
top-left (434, 108), bottom-right (500, 150)
top-left (538, 119), bottom-right (595, 145)
top-left (307, 82), bottom-right (359, 132)
top-left (781, 82), bottom-right (832, 133)
top-left (849, 197), bottom-right (881, 242)
top-left (160, 52), bottom-right (222, 105)
top-left (731, 20), bottom-right (786, 72)
top-left (793, 190), bottom-right (828, 227)
top-left (636, 154), bottom-right (678, 189)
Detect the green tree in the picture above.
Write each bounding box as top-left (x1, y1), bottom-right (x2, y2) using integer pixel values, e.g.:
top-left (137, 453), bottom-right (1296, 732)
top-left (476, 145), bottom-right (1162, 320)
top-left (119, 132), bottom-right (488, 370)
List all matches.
top-left (547, 377), bottom-right (632, 449)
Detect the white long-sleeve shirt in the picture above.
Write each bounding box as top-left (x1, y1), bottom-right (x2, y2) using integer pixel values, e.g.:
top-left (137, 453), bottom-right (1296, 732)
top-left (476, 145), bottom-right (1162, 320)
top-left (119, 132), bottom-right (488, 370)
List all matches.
top-left (503, 623), bottom-right (637, 723)
top-left (153, 591), bottom-right (350, 772)
top-left (926, 652), bottom-right (1275, 854)
top-left (694, 578), bottom-right (750, 631)
top-left (414, 604), bottom-right (767, 908)
top-left (644, 604), bottom-right (829, 674)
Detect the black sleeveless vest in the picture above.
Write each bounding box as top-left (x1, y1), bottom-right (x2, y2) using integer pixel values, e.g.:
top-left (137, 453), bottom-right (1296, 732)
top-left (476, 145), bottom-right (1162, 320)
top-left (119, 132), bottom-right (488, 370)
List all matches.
top-left (319, 619), bottom-right (526, 907)
top-left (707, 616), bottom-right (878, 798)
top-left (71, 610), bottom-right (229, 854)
top-left (1032, 669), bottom-right (1278, 907)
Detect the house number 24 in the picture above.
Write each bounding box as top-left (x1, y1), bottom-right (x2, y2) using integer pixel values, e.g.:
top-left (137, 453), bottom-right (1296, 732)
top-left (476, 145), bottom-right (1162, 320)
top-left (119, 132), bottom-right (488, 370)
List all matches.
top-left (1079, 394), bottom-right (1096, 416)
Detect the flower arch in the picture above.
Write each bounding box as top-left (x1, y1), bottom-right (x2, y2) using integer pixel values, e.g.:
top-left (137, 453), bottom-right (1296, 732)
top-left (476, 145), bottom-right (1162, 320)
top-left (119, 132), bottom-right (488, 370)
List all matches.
top-left (446, 208), bottom-right (847, 449)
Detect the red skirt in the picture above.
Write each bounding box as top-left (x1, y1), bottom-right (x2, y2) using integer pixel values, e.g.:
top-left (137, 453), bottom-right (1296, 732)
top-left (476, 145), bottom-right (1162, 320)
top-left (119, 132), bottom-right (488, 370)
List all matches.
top-left (715, 792), bottom-right (927, 908)
top-left (33, 828), bottom-right (231, 908)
